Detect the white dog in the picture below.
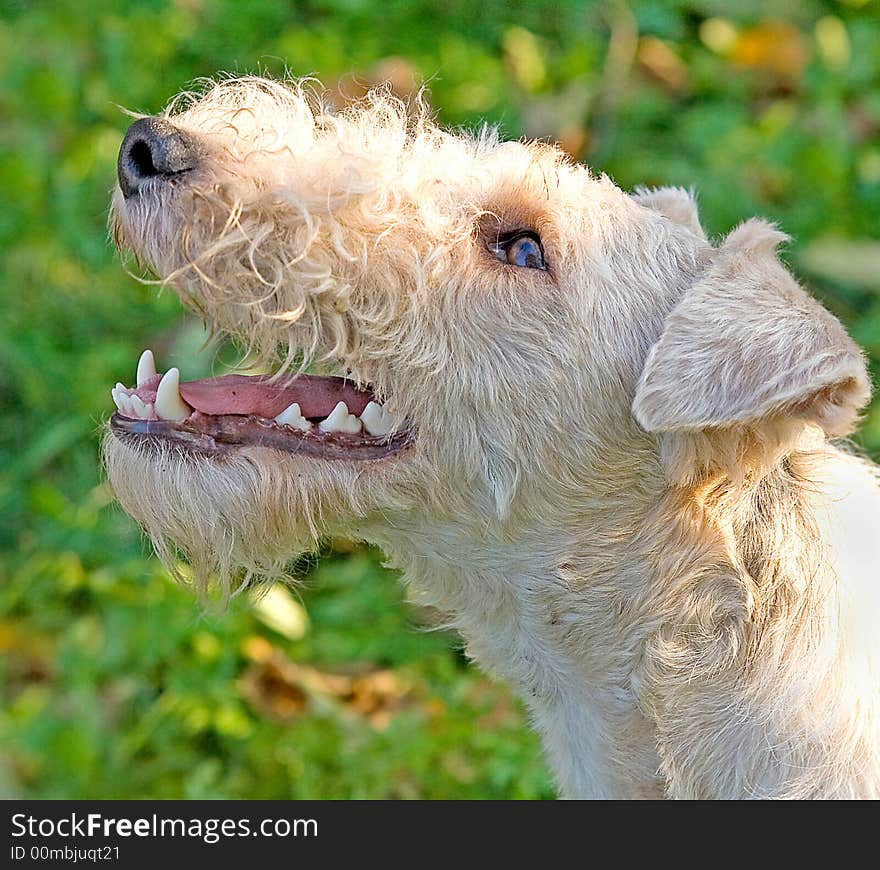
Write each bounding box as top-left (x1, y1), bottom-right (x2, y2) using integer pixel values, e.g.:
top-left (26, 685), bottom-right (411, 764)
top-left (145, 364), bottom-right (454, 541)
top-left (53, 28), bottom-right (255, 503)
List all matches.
top-left (105, 78), bottom-right (880, 798)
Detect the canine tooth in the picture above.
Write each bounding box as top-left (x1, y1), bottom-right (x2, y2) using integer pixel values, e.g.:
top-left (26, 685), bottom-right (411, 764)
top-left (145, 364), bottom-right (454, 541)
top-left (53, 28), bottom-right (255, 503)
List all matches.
top-left (360, 401), bottom-right (398, 437)
top-left (274, 402), bottom-right (312, 431)
top-left (130, 394), bottom-right (151, 419)
top-left (319, 401), bottom-right (362, 434)
top-left (154, 367), bottom-right (192, 421)
top-left (136, 349), bottom-right (157, 387)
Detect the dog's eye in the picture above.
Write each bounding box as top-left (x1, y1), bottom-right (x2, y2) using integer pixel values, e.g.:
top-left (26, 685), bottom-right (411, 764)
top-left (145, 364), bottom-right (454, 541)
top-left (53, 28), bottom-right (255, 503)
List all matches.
top-left (490, 232), bottom-right (547, 270)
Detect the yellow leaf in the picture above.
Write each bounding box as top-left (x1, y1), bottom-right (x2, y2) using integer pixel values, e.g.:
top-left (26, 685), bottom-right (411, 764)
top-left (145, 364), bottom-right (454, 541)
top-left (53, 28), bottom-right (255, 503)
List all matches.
top-left (700, 18), bottom-right (738, 55)
top-left (815, 16), bottom-right (850, 71)
top-left (503, 27), bottom-right (546, 93)
top-left (637, 36), bottom-right (690, 94)
top-left (730, 21), bottom-right (809, 79)
top-left (252, 583), bottom-right (309, 640)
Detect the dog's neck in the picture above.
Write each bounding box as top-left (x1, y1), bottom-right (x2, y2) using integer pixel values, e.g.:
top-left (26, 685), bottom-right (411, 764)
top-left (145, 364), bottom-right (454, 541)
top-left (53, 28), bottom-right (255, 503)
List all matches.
top-left (368, 440), bottom-right (876, 798)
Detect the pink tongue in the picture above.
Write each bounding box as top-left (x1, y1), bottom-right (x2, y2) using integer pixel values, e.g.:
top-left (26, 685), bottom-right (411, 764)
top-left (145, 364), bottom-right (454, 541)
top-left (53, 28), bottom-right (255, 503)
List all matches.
top-left (178, 374), bottom-right (372, 419)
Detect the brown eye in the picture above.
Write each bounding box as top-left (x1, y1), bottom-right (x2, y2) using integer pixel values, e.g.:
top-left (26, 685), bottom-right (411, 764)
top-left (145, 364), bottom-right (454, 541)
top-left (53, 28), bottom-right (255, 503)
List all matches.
top-left (489, 232), bottom-right (547, 270)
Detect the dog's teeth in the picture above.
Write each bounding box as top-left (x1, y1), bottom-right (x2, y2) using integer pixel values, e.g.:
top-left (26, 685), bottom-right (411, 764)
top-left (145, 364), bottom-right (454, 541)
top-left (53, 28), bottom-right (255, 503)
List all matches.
top-left (319, 401), bottom-right (362, 434)
top-left (154, 367), bottom-right (192, 421)
top-left (360, 401), bottom-right (398, 437)
top-left (136, 349), bottom-right (157, 387)
top-left (130, 394), bottom-right (151, 419)
top-left (112, 383), bottom-right (129, 412)
top-left (274, 402), bottom-right (312, 431)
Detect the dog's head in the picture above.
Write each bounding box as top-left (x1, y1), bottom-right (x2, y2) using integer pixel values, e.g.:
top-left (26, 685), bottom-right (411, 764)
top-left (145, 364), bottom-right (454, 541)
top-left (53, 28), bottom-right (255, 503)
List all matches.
top-left (106, 76), bottom-right (869, 592)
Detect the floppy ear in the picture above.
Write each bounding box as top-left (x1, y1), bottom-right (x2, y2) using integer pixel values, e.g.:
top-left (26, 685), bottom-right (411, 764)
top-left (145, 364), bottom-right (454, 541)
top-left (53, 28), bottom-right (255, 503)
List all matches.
top-left (632, 186), bottom-right (707, 240)
top-left (633, 220), bottom-right (870, 481)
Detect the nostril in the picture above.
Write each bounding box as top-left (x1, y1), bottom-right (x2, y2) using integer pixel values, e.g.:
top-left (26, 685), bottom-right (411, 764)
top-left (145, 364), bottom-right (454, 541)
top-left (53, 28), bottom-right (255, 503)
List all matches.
top-left (117, 116), bottom-right (198, 199)
top-left (128, 139), bottom-right (159, 178)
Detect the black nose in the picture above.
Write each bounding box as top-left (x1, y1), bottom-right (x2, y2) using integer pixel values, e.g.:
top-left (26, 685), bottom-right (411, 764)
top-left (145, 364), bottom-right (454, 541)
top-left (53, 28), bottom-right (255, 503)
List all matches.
top-left (117, 117), bottom-right (198, 198)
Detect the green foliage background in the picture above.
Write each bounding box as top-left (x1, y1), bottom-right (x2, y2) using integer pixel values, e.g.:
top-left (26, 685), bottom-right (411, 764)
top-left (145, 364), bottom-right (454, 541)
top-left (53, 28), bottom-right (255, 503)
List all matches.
top-left (1, 0), bottom-right (878, 798)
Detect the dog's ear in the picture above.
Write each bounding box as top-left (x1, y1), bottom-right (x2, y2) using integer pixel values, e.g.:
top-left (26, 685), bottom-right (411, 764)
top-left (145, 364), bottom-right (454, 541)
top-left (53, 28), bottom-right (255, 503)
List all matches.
top-left (633, 220), bottom-right (870, 482)
top-left (632, 186), bottom-right (706, 239)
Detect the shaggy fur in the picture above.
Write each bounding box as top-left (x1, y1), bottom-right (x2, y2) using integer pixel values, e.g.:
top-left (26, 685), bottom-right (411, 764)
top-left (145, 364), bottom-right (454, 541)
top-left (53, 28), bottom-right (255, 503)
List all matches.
top-left (106, 77), bottom-right (880, 799)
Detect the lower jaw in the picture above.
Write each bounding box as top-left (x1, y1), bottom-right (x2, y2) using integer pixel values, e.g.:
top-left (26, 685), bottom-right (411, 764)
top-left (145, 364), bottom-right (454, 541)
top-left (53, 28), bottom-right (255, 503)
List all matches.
top-left (110, 412), bottom-right (414, 461)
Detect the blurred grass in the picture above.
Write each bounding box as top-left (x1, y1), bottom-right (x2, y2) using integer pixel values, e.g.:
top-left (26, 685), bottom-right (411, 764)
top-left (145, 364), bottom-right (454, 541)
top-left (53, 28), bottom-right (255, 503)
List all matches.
top-left (0, 0), bottom-right (878, 798)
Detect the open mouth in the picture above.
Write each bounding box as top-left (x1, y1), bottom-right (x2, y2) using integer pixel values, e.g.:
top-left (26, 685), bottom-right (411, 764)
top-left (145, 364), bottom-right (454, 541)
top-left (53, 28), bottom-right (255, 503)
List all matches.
top-left (109, 350), bottom-right (412, 460)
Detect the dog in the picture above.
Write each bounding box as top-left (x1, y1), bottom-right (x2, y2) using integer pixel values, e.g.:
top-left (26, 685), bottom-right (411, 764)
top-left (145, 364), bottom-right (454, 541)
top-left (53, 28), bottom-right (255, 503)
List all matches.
top-left (105, 77), bottom-right (880, 798)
